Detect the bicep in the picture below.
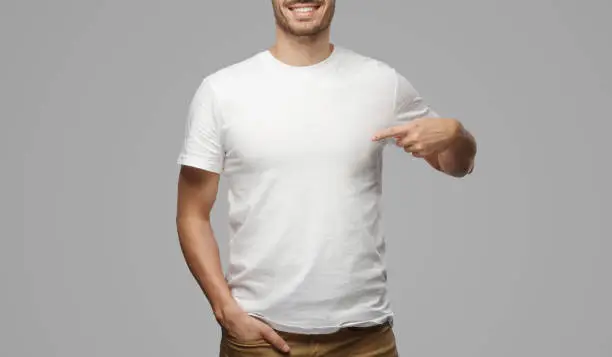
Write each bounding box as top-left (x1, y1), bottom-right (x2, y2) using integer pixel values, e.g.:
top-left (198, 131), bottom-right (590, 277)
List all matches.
top-left (177, 165), bottom-right (220, 220)
top-left (175, 76), bottom-right (225, 220)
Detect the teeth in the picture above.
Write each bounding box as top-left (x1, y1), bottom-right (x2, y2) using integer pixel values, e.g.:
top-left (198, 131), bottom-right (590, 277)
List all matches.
top-left (293, 7), bottom-right (315, 12)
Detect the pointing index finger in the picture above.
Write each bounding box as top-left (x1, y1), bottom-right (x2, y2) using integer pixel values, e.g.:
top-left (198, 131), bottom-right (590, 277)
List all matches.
top-left (371, 124), bottom-right (408, 141)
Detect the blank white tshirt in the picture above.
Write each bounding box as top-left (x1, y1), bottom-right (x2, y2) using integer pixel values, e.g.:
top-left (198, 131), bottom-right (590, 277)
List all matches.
top-left (177, 45), bottom-right (438, 334)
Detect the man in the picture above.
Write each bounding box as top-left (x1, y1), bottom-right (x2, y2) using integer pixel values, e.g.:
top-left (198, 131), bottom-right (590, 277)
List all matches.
top-left (175, 1), bottom-right (477, 356)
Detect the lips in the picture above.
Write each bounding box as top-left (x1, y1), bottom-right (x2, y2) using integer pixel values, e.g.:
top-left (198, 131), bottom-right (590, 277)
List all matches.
top-left (287, 2), bottom-right (322, 11)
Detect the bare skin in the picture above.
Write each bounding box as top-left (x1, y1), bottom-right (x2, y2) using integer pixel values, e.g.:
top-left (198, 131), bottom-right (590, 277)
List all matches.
top-left (372, 117), bottom-right (477, 177)
top-left (268, 0), bottom-right (335, 66)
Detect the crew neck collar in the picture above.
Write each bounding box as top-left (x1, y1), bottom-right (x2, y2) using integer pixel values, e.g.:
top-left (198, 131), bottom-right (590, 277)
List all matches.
top-left (262, 44), bottom-right (340, 71)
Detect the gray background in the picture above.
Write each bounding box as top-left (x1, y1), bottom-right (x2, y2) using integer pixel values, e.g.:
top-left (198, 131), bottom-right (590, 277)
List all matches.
top-left (3, 0), bottom-right (610, 356)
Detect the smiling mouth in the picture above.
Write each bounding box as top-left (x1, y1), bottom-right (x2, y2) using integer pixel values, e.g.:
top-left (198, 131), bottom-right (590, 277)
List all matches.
top-left (287, 3), bottom-right (322, 15)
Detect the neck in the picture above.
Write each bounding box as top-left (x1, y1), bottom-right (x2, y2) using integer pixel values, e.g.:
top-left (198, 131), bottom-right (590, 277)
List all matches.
top-left (269, 28), bottom-right (333, 66)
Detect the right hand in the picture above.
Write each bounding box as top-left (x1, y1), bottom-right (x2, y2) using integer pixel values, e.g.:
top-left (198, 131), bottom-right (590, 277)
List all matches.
top-left (218, 303), bottom-right (290, 353)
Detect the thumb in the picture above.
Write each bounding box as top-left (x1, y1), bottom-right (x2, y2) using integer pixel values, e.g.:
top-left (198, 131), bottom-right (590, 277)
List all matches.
top-left (258, 322), bottom-right (290, 353)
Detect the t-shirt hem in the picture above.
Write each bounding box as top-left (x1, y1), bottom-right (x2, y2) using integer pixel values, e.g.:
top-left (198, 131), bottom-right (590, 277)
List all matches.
top-left (177, 155), bottom-right (222, 174)
top-left (247, 312), bottom-right (395, 335)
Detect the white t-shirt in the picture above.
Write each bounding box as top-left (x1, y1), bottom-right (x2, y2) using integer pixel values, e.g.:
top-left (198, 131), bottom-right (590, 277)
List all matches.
top-left (177, 45), bottom-right (438, 334)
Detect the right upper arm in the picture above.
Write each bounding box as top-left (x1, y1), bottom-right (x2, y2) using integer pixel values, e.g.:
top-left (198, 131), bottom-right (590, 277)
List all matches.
top-left (176, 165), bottom-right (221, 222)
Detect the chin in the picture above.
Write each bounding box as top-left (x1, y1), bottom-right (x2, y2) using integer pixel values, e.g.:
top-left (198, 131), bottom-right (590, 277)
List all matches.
top-left (287, 23), bottom-right (326, 37)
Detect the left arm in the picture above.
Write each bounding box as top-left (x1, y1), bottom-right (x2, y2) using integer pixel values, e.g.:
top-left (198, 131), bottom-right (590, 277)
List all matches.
top-left (372, 70), bottom-right (477, 178)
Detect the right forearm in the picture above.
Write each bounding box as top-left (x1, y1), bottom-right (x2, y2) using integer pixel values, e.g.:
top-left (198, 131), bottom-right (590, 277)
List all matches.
top-left (176, 216), bottom-right (237, 320)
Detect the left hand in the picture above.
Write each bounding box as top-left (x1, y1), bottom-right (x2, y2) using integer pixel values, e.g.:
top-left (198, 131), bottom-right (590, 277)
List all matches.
top-left (371, 117), bottom-right (461, 157)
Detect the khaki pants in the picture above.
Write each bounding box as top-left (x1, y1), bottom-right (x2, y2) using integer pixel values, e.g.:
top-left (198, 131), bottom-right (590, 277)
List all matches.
top-left (219, 322), bottom-right (398, 356)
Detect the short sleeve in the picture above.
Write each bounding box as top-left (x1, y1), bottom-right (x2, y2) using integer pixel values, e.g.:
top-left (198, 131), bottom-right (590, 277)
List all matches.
top-left (393, 70), bottom-right (439, 125)
top-left (176, 77), bottom-right (225, 173)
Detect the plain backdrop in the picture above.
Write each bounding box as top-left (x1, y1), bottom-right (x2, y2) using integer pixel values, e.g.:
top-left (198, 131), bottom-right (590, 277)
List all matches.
top-left (3, 0), bottom-right (611, 356)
